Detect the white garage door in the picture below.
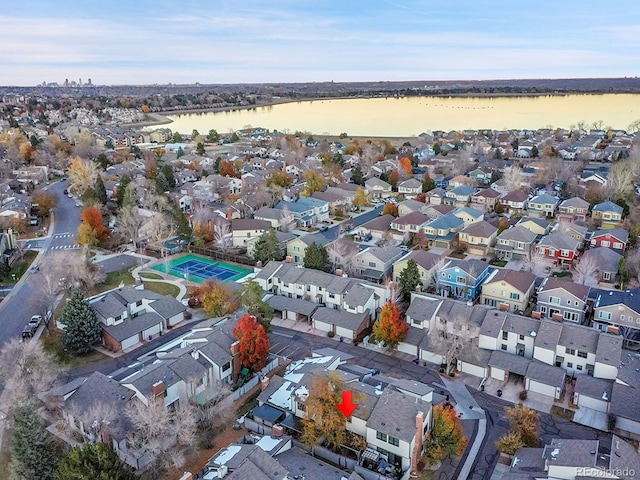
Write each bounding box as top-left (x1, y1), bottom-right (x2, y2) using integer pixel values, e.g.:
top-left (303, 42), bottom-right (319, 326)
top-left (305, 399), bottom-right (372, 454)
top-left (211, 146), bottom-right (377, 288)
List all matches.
top-left (421, 350), bottom-right (445, 366)
top-left (285, 310), bottom-right (297, 321)
top-left (527, 379), bottom-right (557, 399)
top-left (143, 324), bottom-right (161, 340)
top-left (490, 366), bottom-right (506, 381)
top-left (121, 335), bottom-right (139, 351)
top-left (458, 361), bottom-right (487, 379)
top-left (398, 341), bottom-right (418, 356)
top-left (313, 319), bottom-right (332, 334)
top-left (335, 326), bottom-right (354, 340)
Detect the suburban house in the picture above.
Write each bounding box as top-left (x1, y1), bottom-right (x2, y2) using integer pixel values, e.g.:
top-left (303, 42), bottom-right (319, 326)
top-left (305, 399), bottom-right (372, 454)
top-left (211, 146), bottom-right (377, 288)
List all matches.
top-left (558, 197), bottom-right (590, 222)
top-left (590, 227), bottom-right (629, 253)
top-left (0, 229), bottom-right (17, 266)
top-left (580, 247), bottom-right (622, 284)
top-left (480, 269), bottom-right (536, 313)
top-left (436, 259), bottom-right (491, 300)
top-left (391, 212), bottom-right (430, 240)
top-left (593, 290), bottom-right (640, 334)
top-left (365, 177), bottom-right (393, 198)
top-left (535, 231), bottom-right (581, 266)
top-left (354, 246), bottom-right (405, 283)
top-left (246, 230), bottom-right (295, 261)
top-left (527, 192), bottom-right (559, 218)
top-left (89, 286), bottom-right (187, 352)
top-left (254, 206), bottom-right (294, 230)
top-left (392, 250), bottom-right (444, 286)
top-left (458, 221), bottom-right (498, 256)
top-left (499, 190), bottom-right (528, 214)
top-left (231, 219), bottom-right (271, 248)
top-left (356, 214), bottom-right (395, 240)
top-left (451, 206), bottom-right (484, 227)
top-left (444, 185), bottom-right (474, 206)
top-left (560, 223), bottom-right (589, 243)
top-left (534, 278), bottom-right (590, 324)
top-left (422, 212), bottom-right (465, 249)
top-left (495, 226), bottom-right (537, 261)
top-left (286, 233), bottom-right (332, 264)
top-left (398, 178), bottom-right (422, 198)
top-left (275, 197), bottom-right (329, 227)
top-left (398, 198), bottom-right (427, 216)
top-left (425, 188), bottom-right (446, 205)
top-left (516, 217), bottom-right (550, 237)
top-left (470, 188), bottom-right (501, 212)
top-left (507, 436), bottom-right (640, 480)
top-left (468, 166), bottom-right (494, 185)
top-left (592, 201), bottom-right (623, 228)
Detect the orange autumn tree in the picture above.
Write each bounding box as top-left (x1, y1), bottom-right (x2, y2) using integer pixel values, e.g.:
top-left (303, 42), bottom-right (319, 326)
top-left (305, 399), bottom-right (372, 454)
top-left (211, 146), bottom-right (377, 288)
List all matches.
top-left (190, 280), bottom-right (239, 317)
top-left (382, 202), bottom-right (399, 217)
top-left (233, 314), bottom-right (270, 372)
top-left (77, 206), bottom-right (111, 246)
top-left (219, 160), bottom-right (239, 178)
top-left (424, 405), bottom-right (468, 464)
top-left (399, 157), bottom-right (413, 178)
top-left (372, 300), bottom-right (408, 348)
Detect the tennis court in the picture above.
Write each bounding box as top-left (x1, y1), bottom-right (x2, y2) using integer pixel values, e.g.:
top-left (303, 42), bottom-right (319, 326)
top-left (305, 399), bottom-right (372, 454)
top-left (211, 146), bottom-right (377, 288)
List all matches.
top-left (152, 254), bottom-right (252, 284)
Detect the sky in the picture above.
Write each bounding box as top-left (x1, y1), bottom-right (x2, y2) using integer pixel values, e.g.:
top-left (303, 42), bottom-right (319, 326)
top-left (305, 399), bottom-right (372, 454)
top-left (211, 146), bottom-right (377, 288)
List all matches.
top-left (2, 0), bottom-right (640, 86)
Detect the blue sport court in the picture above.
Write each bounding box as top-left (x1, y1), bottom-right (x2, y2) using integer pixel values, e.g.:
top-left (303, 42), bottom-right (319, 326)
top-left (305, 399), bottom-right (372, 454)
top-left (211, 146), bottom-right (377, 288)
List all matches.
top-left (152, 254), bottom-right (251, 284)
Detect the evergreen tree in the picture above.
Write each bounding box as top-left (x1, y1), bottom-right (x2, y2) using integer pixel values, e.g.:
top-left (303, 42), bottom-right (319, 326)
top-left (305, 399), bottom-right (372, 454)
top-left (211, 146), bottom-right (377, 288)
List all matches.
top-left (399, 259), bottom-right (422, 305)
top-left (176, 146), bottom-right (184, 158)
top-left (160, 164), bottom-right (176, 189)
top-left (56, 442), bottom-right (136, 480)
top-left (253, 227), bottom-right (282, 265)
top-left (116, 174), bottom-right (131, 208)
top-left (351, 164), bottom-right (365, 186)
top-left (422, 173), bottom-right (436, 192)
top-left (11, 404), bottom-right (59, 480)
top-left (303, 242), bottom-right (329, 272)
top-left (207, 129), bottom-right (220, 142)
top-left (60, 288), bottom-right (102, 355)
top-left (196, 142), bottom-right (206, 156)
top-left (531, 145), bottom-right (539, 158)
top-left (379, 171), bottom-right (389, 182)
top-left (96, 153), bottom-right (109, 170)
top-left (214, 157), bottom-right (222, 173)
top-left (94, 175), bottom-right (108, 205)
top-left (240, 278), bottom-right (274, 330)
top-left (172, 132), bottom-right (183, 143)
top-left (172, 205), bottom-right (192, 244)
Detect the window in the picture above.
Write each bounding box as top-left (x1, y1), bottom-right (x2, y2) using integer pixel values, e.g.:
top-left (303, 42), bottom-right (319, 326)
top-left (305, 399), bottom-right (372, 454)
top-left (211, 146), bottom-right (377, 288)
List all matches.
top-left (519, 334), bottom-right (525, 341)
top-left (136, 300), bottom-right (142, 307)
top-left (283, 283), bottom-right (289, 288)
top-left (222, 361), bottom-right (231, 371)
top-left (297, 402), bottom-right (306, 411)
top-left (293, 246), bottom-right (300, 252)
top-left (577, 351), bottom-right (587, 359)
top-left (566, 347), bottom-right (575, 355)
top-left (388, 436), bottom-right (400, 447)
top-left (561, 249), bottom-right (570, 257)
top-left (376, 431), bottom-right (387, 442)
top-left (614, 242), bottom-right (623, 249)
top-left (328, 293), bottom-right (335, 299)
top-left (501, 344), bottom-right (507, 351)
top-left (501, 290), bottom-right (507, 298)
top-left (502, 331), bottom-right (508, 340)
top-left (413, 319), bottom-right (421, 325)
top-left (369, 261), bottom-right (376, 268)
top-left (577, 365), bottom-right (583, 371)
top-left (567, 362), bottom-right (573, 368)
top-left (510, 292), bottom-right (520, 300)
top-left (114, 315), bottom-right (122, 322)
top-left (601, 241), bottom-right (610, 248)
top-left (620, 315), bottom-right (625, 321)
top-left (598, 311), bottom-right (612, 320)
top-left (541, 306), bottom-right (547, 313)
top-left (549, 296), bottom-right (560, 305)
top-left (603, 272), bottom-right (611, 280)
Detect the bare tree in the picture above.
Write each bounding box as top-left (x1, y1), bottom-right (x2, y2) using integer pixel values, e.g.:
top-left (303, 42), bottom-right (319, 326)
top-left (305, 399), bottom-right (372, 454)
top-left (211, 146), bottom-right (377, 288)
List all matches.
top-left (117, 205), bottom-right (145, 248)
top-left (573, 254), bottom-right (599, 286)
top-left (429, 314), bottom-right (469, 372)
top-left (143, 212), bottom-right (175, 243)
top-left (426, 258), bottom-right (449, 294)
top-left (125, 399), bottom-right (197, 478)
top-left (327, 238), bottom-right (359, 275)
top-left (522, 251), bottom-right (549, 277)
top-left (213, 217), bottom-right (231, 252)
top-left (279, 203), bottom-right (294, 232)
top-left (78, 400), bottom-right (120, 444)
top-left (503, 165), bottom-right (524, 191)
top-left (38, 253), bottom-right (67, 322)
top-left (0, 339), bottom-right (57, 409)
top-left (605, 161), bottom-right (635, 201)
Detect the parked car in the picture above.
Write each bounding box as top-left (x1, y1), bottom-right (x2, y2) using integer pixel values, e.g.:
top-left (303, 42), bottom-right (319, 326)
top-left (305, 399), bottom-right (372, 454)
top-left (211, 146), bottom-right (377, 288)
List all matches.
top-left (30, 265), bottom-right (39, 273)
top-left (22, 315), bottom-right (42, 340)
top-left (318, 225), bottom-right (328, 232)
top-left (63, 189), bottom-right (68, 194)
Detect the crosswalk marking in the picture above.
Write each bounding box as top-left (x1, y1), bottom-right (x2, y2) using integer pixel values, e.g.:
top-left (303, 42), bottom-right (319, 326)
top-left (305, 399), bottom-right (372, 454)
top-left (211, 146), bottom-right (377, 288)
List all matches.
top-left (50, 245), bottom-right (80, 250)
top-left (53, 233), bottom-right (74, 238)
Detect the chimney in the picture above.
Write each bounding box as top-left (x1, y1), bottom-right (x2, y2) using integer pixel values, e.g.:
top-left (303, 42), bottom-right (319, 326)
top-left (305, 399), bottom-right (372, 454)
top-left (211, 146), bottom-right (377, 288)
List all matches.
top-left (152, 381), bottom-right (165, 400)
top-left (410, 411), bottom-right (425, 478)
top-left (260, 376), bottom-right (270, 391)
top-left (256, 260), bottom-right (263, 268)
top-left (272, 424), bottom-right (284, 437)
top-left (227, 208), bottom-right (232, 221)
top-left (336, 268), bottom-right (343, 277)
top-left (285, 255), bottom-right (293, 263)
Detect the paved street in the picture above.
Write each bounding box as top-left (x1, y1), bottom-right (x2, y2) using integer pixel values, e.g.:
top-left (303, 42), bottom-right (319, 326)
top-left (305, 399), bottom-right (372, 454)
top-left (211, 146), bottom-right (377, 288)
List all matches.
top-left (0, 180), bottom-right (81, 345)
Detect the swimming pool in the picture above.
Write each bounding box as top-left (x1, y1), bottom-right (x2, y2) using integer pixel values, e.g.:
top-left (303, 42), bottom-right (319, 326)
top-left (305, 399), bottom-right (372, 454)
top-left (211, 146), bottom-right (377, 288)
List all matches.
top-left (152, 254), bottom-right (252, 284)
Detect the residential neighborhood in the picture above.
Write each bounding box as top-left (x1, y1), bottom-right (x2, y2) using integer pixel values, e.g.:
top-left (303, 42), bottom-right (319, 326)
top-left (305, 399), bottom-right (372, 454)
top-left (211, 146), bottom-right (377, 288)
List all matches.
top-left (2, 91), bottom-right (640, 480)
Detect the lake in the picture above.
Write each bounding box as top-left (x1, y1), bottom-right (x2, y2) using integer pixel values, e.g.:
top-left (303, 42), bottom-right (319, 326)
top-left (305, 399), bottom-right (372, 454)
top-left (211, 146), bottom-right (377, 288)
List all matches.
top-left (164, 94), bottom-right (640, 137)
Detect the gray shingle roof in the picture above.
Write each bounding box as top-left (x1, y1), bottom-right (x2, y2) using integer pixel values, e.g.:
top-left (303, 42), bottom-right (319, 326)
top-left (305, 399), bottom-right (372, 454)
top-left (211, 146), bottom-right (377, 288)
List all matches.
top-left (595, 333), bottom-right (622, 366)
top-left (543, 438), bottom-right (599, 468)
top-left (312, 306), bottom-right (369, 331)
top-left (558, 323), bottom-right (599, 354)
top-left (461, 220), bottom-right (497, 238)
top-left (526, 361), bottom-right (565, 388)
top-left (124, 362), bottom-right (181, 396)
top-left (538, 231), bottom-right (580, 251)
top-left (610, 383), bottom-right (640, 420)
top-left (497, 225), bottom-right (537, 243)
top-left (534, 320), bottom-right (563, 350)
top-left (343, 284), bottom-right (374, 308)
top-left (482, 268), bottom-right (536, 294)
top-left (488, 350), bottom-right (530, 375)
top-left (574, 375), bottom-right (613, 400)
top-left (67, 372), bottom-right (134, 416)
top-left (367, 388), bottom-right (430, 443)
top-left (406, 296), bottom-right (442, 322)
top-left (266, 295), bottom-right (319, 316)
top-left (102, 311), bottom-right (164, 342)
top-left (149, 295), bottom-right (186, 319)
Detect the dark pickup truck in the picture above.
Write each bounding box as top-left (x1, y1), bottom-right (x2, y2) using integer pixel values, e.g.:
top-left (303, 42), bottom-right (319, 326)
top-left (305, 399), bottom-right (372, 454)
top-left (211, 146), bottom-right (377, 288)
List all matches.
top-left (22, 315), bottom-right (43, 340)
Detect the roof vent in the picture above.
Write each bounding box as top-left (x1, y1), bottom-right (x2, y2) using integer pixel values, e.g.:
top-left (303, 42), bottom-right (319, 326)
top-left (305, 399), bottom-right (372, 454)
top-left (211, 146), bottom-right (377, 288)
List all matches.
top-left (530, 331), bottom-right (537, 337)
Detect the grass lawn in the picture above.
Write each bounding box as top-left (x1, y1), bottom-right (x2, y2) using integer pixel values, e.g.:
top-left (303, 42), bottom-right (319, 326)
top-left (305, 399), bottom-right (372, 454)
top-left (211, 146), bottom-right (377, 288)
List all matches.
top-left (143, 281), bottom-right (180, 297)
top-left (491, 259), bottom-right (508, 267)
top-left (550, 405), bottom-right (575, 421)
top-left (552, 271), bottom-right (573, 279)
top-left (41, 330), bottom-right (107, 369)
top-left (139, 272), bottom-right (164, 280)
top-left (0, 250), bottom-right (38, 285)
top-left (449, 252), bottom-right (467, 259)
top-left (0, 448), bottom-right (10, 480)
top-left (88, 266), bottom-right (136, 296)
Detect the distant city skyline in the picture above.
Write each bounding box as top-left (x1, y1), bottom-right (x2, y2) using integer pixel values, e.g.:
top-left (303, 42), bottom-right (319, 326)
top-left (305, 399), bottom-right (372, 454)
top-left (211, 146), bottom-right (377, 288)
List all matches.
top-left (2, 0), bottom-right (640, 86)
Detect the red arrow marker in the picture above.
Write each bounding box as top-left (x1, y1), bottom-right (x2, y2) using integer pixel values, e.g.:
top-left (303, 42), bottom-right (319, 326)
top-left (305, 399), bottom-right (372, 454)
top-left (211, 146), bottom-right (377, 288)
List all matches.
top-left (337, 391), bottom-right (358, 418)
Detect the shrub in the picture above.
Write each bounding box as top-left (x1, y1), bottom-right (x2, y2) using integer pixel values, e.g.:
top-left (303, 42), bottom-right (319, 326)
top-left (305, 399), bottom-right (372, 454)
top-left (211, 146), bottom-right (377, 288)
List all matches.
top-left (607, 413), bottom-right (617, 431)
top-left (327, 331), bottom-right (335, 338)
top-left (519, 390), bottom-right (528, 401)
